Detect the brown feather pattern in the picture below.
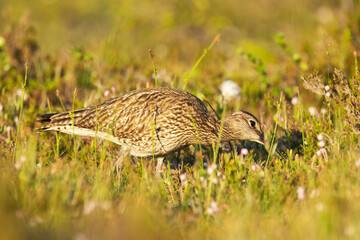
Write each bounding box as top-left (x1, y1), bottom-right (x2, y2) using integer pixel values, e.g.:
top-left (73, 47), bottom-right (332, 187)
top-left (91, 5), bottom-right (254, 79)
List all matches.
top-left (39, 88), bottom-right (264, 157)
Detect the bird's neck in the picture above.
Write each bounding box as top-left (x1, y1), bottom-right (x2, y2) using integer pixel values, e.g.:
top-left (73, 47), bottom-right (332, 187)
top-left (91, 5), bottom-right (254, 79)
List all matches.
top-left (215, 117), bottom-right (235, 142)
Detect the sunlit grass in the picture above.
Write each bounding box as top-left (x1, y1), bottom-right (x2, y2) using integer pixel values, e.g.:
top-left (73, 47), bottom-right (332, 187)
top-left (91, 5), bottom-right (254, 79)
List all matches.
top-left (0, 1), bottom-right (360, 239)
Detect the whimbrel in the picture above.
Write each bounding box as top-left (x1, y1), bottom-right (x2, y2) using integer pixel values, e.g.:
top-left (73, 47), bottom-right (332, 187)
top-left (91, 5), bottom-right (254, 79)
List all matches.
top-left (38, 88), bottom-right (264, 173)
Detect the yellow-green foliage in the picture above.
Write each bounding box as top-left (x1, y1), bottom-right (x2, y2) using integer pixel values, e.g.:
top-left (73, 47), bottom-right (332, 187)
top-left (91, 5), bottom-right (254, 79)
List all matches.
top-left (0, 0), bottom-right (360, 239)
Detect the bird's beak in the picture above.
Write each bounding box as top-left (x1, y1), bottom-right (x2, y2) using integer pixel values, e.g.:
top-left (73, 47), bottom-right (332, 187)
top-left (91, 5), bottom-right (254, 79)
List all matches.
top-left (256, 132), bottom-right (265, 145)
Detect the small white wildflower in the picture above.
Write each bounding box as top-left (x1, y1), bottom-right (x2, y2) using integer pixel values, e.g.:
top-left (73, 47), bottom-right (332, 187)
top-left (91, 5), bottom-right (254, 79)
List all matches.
top-left (36, 163), bottom-right (41, 169)
top-left (14, 162), bottom-right (22, 170)
top-left (207, 164), bottom-right (217, 175)
top-left (309, 107), bottom-right (317, 116)
top-left (180, 173), bottom-right (187, 182)
top-left (111, 86), bottom-right (116, 94)
top-left (207, 201), bottom-right (219, 215)
top-left (20, 155), bottom-right (26, 163)
top-left (217, 172), bottom-right (222, 177)
top-left (83, 200), bottom-right (97, 215)
top-left (211, 177), bottom-right (218, 184)
top-left (316, 203), bottom-right (324, 212)
top-left (291, 96), bottom-right (299, 105)
top-left (345, 225), bottom-right (355, 236)
top-left (251, 164), bottom-right (260, 171)
top-left (325, 92), bottom-right (330, 98)
top-left (325, 85), bottom-right (330, 92)
top-left (241, 148), bottom-right (249, 156)
top-left (317, 134), bottom-right (323, 141)
top-left (320, 108), bottom-right (327, 115)
top-left (220, 80), bottom-right (241, 101)
top-left (316, 148), bottom-right (328, 158)
top-left (200, 176), bottom-right (205, 182)
top-left (318, 141), bottom-right (325, 148)
top-left (180, 173), bottom-right (187, 186)
top-left (297, 187), bottom-right (305, 200)
top-left (355, 159), bottom-right (360, 168)
top-left (7, 126), bottom-right (11, 137)
top-left (16, 89), bottom-right (28, 101)
top-left (273, 114), bottom-right (282, 122)
top-left (201, 178), bottom-right (208, 187)
top-left (103, 90), bottom-right (110, 97)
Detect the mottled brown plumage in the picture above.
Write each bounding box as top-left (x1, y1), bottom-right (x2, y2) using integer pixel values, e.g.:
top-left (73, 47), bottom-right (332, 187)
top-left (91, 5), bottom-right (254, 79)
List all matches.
top-left (38, 88), bottom-right (264, 172)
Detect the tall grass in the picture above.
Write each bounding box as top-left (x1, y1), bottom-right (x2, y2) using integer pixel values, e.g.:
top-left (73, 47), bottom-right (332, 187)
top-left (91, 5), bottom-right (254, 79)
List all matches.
top-left (1, 1), bottom-right (360, 240)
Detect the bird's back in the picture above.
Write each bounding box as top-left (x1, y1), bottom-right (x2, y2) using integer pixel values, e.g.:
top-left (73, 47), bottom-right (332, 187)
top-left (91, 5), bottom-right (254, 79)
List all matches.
top-left (39, 88), bottom-right (218, 157)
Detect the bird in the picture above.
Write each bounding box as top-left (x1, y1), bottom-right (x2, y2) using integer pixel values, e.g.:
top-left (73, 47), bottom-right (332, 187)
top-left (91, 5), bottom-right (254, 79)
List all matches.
top-left (38, 87), bottom-right (264, 174)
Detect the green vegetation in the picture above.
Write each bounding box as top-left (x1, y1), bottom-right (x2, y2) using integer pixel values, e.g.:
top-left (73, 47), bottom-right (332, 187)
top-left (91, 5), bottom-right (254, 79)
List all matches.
top-left (1, 0), bottom-right (360, 239)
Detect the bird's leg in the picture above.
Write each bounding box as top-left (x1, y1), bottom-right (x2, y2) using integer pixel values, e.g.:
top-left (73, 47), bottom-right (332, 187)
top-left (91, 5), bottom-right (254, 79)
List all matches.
top-left (155, 157), bottom-right (165, 178)
top-left (113, 146), bottom-right (130, 173)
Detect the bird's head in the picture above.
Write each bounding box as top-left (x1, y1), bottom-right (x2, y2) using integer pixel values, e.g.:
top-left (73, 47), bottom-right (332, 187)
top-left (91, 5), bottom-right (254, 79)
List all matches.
top-left (223, 111), bottom-right (264, 144)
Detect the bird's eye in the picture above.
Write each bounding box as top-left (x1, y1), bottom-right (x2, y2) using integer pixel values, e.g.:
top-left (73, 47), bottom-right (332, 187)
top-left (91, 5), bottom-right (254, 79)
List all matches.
top-left (249, 119), bottom-right (256, 128)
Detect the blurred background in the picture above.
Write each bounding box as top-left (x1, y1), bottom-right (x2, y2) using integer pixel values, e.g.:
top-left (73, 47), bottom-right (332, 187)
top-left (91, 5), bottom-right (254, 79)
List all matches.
top-left (0, 0), bottom-right (357, 110)
top-left (1, 1), bottom-right (360, 239)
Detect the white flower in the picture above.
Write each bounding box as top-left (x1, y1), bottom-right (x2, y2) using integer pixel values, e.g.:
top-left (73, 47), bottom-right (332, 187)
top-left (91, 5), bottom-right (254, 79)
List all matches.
top-left (211, 177), bottom-right (218, 184)
top-left (316, 148), bottom-right (328, 158)
top-left (316, 203), bottom-right (324, 212)
top-left (241, 148), bottom-right (249, 156)
top-left (207, 201), bottom-right (219, 215)
top-left (317, 134), bottom-right (323, 141)
top-left (325, 92), bottom-right (330, 98)
top-left (308, 107), bottom-right (317, 116)
top-left (297, 187), bottom-right (305, 200)
top-left (180, 173), bottom-right (187, 182)
top-left (291, 96), bottom-right (299, 105)
top-left (14, 162), bottom-right (22, 170)
top-left (355, 159), bottom-right (360, 168)
top-left (320, 108), bottom-right (327, 115)
top-left (104, 90), bottom-right (110, 97)
top-left (16, 89), bottom-right (28, 101)
top-left (220, 80), bottom-right (241, 101)
top-left (207, 164), bottom-right (217, 174)
top-left (83, 200), bottom-right (97, 215)
top-left (180, 173), bottom-right (187, 186)
top-left (274, 114), bottom-right (284, 122)
top-left (111, 86), bottom-right (116, 94)
top-left (325, 85), bottom-right (330, 91)
top-left (318, 141), bottom-right (325, 148)
top-left (251, 164), bottom-right (260, 171)
top-left (345, 225), bottom-right (355, 236)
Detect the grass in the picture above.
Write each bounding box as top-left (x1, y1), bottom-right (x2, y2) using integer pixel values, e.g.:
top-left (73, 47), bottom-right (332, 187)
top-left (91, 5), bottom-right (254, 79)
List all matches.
top-left (1, 1), bottom-right (360, 239)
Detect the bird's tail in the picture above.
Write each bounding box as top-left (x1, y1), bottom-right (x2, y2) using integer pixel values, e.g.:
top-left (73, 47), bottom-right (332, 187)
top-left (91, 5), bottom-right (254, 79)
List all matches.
top-left (36, 108), bottom-right (95, 132)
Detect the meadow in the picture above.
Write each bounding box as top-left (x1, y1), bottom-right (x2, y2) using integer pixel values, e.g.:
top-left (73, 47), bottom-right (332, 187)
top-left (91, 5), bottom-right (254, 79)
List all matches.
top-left (1, 0), bottom-right (360, 239)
